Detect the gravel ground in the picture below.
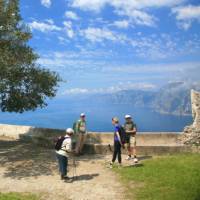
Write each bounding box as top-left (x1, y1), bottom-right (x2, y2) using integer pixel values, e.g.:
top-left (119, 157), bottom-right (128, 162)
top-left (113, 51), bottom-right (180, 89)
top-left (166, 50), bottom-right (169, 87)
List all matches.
top-left (0, 140), bottom-right (127, 200)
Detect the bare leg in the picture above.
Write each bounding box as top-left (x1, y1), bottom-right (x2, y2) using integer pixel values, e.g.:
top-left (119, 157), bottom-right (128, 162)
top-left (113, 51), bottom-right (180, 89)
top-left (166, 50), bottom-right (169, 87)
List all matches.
top-left (75, 134), bottom-right (82, 154)
top-left (79, 134), bottom-right (85, 153)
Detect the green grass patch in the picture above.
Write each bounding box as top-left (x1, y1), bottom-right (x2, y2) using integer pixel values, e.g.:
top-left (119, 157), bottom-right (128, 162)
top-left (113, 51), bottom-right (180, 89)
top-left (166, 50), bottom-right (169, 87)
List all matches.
top-left (0, 192), bottom-right (39, 200)
top-left (115, 154), bottom-right (200, 200)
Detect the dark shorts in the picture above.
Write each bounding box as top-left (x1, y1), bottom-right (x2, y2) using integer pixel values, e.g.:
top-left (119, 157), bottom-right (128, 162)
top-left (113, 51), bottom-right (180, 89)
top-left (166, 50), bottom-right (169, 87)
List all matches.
top-left (125, 135), bottom-right (130, 144)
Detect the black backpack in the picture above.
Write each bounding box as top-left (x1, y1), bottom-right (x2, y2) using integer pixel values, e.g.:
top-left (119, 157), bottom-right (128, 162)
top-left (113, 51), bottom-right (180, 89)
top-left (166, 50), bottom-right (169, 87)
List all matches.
top-left (54, 136), bottom-right (65, 151)
top-left (118, 126), bottom-right (126, 144)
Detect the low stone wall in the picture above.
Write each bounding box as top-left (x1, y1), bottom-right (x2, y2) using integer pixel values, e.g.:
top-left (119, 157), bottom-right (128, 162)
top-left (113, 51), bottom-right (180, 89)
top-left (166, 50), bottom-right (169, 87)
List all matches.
top-left (0, 123), bottom-right (197, 155)
top-left (0, 124), bottom-right (181, 145)
top-left (0, 124), bottom-right (64, 139)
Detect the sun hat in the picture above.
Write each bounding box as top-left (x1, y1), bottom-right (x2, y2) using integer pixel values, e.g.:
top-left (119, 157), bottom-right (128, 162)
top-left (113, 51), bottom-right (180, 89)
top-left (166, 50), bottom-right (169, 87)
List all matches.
top-left (66, 128), bottom-right (74, 134)
top-left (125, 114), bottom-right (132, 119)
top-left (80, 113), bottom-right (85, 117)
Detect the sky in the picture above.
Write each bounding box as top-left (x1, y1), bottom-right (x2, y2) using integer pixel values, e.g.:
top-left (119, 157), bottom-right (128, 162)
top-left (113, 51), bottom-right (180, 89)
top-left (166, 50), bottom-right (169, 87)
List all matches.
top-left (19, 0), bottom-right (200, 97)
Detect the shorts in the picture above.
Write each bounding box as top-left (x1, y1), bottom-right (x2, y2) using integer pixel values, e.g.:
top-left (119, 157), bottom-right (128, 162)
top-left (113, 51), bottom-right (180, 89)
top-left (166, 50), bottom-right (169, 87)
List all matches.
top-left (130, 136), bottom-right (136, 147)
top-left (125, 136), bottom-right (130, 144)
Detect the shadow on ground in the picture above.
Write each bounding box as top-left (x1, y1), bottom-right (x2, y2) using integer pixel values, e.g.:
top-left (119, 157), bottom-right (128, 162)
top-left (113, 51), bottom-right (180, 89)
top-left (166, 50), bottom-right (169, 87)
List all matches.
top-left (138, 155), bottom-right (152, 161)
top-left (65, 173), bottom-right (99, 183)
top-left (0, 140), bottom-right (104, 180)
top-left (0, 140), bottom-right (58, 179)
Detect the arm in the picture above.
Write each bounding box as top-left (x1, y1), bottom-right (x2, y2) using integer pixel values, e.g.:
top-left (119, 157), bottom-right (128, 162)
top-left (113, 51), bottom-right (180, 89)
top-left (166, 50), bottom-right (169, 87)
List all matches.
top-left (116, 131), bottom-right (122, 145)
top-left (126, 125), bottom-right (137, 136)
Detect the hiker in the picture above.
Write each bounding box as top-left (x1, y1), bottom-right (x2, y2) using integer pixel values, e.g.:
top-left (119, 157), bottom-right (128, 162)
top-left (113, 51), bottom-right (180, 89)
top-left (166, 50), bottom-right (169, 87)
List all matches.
top-left (74, 113), bottom-right (87, 155)
top-left (55, 128), bottom-right (74, 180)
top-left (110, 117), bottom-right (123, 168)
top-left (124, 115), bottom-right (138, 163)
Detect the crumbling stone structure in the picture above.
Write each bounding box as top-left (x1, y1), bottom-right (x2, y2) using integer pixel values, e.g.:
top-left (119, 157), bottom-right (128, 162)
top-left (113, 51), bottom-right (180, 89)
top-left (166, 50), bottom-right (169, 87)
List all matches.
top-left (182, 90), bottom-right (200, 145)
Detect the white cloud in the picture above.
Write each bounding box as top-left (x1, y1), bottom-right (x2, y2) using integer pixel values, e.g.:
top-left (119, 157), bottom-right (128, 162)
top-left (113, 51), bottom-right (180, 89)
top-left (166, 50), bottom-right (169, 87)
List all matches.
top-left (63, 88), bottom-right (90, 95)
top-left (71, 0), bottom-right (184, 27)
top-left (116, 9), bottom-right (156, 27)
top-left (38, 50), bottom-right (113, 74)
top-left (65, 11), bottom-right (79, 20)
top-left (172, 5), bottom-right (200, 30)
top-left (172, 5), bottom-right (200, 20)
top-left (177, 21), bottom-right (192, 30)
top-left (58, 36), bottom-right (69, 44)
top-left (29, 19), bottom-right (75, 38)
top-left (62, 82), bottom-right (156, 95)
top-left (29, 20), bottom-right (61, 32)
top-left (63, 21), bottom-right (75, 38)
top-left (71, 0), bottom-right (184, 11)
top-left (102, 62), bottom-right (200, 74)
top-left (113, 20), bottom-right (129, 28)
top-left (41, 0), bottom-right (51, 8)
top-left (45, 19), bottom-right (54, 24)
top-left (71, 0), bottom-right (107, 12)
top-left (80, 27), bottom-right (117, 42)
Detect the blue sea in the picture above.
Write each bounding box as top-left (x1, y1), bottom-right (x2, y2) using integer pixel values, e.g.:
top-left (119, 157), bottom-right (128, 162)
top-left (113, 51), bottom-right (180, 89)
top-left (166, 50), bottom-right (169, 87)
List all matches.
top-left (0, 98), bottom-right (192, 132)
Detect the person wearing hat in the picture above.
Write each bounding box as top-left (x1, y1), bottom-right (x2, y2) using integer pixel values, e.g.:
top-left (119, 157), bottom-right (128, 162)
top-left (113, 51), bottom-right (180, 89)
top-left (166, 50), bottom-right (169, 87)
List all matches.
top-left (109, 117), bottom-right (123, 168)
top-left (56, 128), bottom-right (74, 180)
top-left (75, 113), bottom-right (87, 155)
top-left (124, 115), bottom-right (138, 163)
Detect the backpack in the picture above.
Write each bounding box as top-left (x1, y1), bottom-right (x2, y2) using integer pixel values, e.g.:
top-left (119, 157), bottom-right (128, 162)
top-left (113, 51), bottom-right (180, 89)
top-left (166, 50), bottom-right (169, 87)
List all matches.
top-left (118, 126), bottom-right (126, 144)
top-left (54, 136), bottom-right (65, 151)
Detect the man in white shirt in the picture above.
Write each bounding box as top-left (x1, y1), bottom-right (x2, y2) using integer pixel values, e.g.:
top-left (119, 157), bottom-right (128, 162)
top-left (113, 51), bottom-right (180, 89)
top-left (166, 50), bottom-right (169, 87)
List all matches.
top-left (56, 128), bottom-right (74, 180)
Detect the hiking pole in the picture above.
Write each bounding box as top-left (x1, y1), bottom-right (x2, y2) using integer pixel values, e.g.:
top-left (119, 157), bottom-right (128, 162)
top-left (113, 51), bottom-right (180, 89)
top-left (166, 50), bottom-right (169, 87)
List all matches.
top-left (72, 155), bottom-right (77, 180)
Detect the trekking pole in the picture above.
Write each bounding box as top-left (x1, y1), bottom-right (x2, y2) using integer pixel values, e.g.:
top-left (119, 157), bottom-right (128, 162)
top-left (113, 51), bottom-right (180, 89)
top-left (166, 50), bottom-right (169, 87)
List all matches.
top-left (72, 155), bottom-right (77, 180)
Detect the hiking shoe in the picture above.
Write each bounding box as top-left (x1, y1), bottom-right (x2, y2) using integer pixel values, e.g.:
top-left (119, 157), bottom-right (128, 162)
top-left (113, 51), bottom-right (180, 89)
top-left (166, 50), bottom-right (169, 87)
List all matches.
top-left (118, 163), bottom-right (122, 168)
top-left (63, 176), bottom-right (70, 180)
top-left (109, 162), bottom-right (113, 168)
top-left (125, 156), bottom-right (131, 160)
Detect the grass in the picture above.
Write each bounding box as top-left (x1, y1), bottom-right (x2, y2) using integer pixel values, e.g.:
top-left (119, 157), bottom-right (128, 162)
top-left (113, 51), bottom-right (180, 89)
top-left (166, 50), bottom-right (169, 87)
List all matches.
top-left (114, 154), bottom-right (200, 200)
top-left (0, 193), bottom-right (39, 200)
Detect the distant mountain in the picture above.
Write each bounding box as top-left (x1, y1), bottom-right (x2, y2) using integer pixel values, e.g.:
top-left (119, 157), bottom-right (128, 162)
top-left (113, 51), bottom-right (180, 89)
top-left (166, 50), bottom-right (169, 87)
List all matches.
top-left (150, 82), bottom-right (192, 115)
top-left (124, 81), bottom-right (200, 115)
top-left (70, 81), bottom-right (200, 116)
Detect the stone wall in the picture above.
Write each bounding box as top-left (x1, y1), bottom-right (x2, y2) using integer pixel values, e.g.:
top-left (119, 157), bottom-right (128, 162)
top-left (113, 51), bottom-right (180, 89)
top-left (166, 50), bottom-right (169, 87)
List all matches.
top-left (1, 123), bottom-right (199, 154)
top-left (0, 123), bottom-right (181, 146)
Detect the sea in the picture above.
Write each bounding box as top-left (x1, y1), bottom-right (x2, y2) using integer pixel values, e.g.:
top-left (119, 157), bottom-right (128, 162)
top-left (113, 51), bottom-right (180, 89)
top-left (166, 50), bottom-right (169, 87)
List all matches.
top-left (0, 98), bottom-right (193, 132)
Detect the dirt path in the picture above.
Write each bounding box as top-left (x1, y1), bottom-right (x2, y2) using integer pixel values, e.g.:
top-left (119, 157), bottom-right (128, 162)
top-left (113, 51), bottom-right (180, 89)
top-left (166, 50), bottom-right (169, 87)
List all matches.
top-left (0, 140), bottom-right (126, 200)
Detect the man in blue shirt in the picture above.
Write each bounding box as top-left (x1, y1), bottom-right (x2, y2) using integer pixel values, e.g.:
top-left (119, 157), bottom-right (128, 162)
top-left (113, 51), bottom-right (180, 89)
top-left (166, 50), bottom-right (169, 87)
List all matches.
top-left (110, 117), bottom-right (123, 168)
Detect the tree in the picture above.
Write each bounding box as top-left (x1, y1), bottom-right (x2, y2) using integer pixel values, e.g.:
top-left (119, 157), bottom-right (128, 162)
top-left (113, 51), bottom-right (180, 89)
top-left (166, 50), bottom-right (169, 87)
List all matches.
top-left (0, 0), bottom-right (60, 113)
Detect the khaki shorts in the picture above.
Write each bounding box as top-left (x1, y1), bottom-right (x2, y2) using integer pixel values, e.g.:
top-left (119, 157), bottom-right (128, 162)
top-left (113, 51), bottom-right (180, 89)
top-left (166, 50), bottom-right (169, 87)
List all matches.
top-left (130, 136), bottom-right (136, 147)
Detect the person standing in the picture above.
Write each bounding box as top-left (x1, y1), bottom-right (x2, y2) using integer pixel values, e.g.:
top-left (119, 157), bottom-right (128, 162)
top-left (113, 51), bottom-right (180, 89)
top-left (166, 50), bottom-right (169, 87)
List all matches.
top-left (55, 128), bottom-right (74, 180)
top-left (124, 115), bottom-right (138, 163)
top-left (75, 113), bottom-right (87, 155)
top-left (110, 117), bottom-right (123, 168)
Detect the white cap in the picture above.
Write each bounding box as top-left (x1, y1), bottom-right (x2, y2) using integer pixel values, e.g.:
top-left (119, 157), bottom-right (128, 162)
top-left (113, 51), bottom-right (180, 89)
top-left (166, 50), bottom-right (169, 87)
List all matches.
top-left (125, 114), bottom-right (132, 119)
top-left (66, 128), bottom-right (74, 134)
top-left (80, 113), bottom-right (85, 117)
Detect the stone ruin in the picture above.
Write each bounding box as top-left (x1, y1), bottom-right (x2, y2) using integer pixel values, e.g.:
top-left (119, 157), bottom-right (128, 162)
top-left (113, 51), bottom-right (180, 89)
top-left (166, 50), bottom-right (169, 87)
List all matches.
top-left (181, 89), bottom-right (200, 145)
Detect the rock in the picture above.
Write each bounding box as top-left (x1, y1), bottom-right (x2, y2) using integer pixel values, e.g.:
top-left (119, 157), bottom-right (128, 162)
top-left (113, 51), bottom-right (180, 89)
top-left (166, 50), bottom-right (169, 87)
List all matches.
top-left (181, 90), bottom-right (200, 145)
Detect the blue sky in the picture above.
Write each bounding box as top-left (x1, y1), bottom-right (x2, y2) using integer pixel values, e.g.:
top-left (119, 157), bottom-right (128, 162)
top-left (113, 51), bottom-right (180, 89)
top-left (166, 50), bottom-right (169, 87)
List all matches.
top-left (19, 0), bottom-right (200, 96)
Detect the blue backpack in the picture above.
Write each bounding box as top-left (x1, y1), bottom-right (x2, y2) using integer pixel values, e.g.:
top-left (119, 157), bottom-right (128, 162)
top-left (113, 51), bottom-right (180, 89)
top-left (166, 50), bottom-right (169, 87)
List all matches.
top-left (118, 126), bottom-right (126, 144)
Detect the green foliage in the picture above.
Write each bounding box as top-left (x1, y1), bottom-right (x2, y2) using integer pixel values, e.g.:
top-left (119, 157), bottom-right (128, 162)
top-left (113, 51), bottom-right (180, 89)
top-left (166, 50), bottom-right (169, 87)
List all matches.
top-left (0, 192), bottom-right (38, 200)
top-left (0, 0), bottom-right (60, 113)
top-left (115, 154), bottom-right (200, 200)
